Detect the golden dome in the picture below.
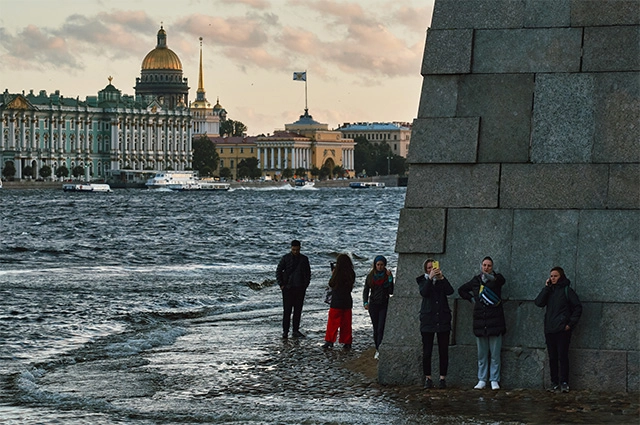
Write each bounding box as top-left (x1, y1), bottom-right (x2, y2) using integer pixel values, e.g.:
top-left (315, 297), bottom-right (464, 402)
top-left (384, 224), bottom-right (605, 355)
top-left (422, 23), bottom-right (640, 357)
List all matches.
top-left (141, 26), bottom-right (182, 71)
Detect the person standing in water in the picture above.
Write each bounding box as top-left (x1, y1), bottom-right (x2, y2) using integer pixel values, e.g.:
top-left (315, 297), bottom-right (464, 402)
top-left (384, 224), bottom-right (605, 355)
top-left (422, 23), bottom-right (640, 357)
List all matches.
top-left (276, 240), bottom-right (311, 339)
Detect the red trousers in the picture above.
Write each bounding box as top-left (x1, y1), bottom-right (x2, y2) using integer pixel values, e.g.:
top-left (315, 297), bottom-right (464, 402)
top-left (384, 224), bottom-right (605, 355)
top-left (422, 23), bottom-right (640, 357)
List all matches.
top-left (324, 307), bottom-right (352, 344)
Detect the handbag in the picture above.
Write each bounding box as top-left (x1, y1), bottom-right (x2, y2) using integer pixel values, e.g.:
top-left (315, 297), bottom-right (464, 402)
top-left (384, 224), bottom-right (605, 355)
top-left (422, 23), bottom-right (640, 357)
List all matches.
top-left (324, 286), bottom-right (332, 305)
top-left (479, 284), bottom-right (501, 306)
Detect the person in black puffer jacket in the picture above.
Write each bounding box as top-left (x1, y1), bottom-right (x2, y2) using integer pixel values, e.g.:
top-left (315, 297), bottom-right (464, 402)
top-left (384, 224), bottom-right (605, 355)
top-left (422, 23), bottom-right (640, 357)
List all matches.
top-left (417, 258), bottom-right (454, 390)
top-left (458, 256), bottom-right (506, 391)
top-left (535, 266), bottom-right (582, 393)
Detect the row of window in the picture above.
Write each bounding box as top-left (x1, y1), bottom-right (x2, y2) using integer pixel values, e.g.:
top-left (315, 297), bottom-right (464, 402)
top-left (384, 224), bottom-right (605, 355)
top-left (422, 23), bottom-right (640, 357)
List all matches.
top-left (345, 133), bottom-right (407, 141)
top-left (219, 147), bottom-right (254, 154)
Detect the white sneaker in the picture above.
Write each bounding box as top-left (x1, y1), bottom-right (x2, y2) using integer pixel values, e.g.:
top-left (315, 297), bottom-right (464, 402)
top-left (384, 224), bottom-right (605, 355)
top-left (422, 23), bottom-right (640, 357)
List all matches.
top-left (474, 380), bottom-right (486, 390)
top-left (491, 381), bottom-right (500, 390)
top-left (374, 350), bottom-right (380, 360)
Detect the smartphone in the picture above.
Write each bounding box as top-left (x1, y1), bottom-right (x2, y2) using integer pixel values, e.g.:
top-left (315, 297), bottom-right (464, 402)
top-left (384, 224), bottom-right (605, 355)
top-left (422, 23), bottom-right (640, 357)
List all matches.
top-left (432, 260), bottom-right (440, 269)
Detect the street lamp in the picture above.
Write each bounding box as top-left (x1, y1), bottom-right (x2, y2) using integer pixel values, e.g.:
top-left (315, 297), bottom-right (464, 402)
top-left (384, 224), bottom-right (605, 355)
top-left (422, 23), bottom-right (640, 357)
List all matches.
top-left (387, 155), bottom-right (391, 175)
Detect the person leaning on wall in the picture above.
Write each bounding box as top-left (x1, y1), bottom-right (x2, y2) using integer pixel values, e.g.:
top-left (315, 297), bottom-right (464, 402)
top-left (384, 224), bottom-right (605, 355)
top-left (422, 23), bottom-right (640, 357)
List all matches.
top-left (458, 256), bottom-right (506, 391)
top-left (417, 258), bottom-right (454, 390)
top-left (363, 255), bottom-right (394, 360)
top-left (534, 266), bottom-right (582, 393)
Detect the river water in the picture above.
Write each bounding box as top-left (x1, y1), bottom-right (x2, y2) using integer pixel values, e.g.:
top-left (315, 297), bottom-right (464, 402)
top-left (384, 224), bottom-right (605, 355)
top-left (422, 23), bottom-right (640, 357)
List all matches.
top-left (0, 185), bottom-right (413, 424)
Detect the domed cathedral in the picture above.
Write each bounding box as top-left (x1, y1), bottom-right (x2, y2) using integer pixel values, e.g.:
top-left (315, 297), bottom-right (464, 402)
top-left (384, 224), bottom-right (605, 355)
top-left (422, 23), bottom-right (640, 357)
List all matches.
top-left (135, 26), bottom-right (189, 109)
top-left (191, 37), bottom-right (227, 137)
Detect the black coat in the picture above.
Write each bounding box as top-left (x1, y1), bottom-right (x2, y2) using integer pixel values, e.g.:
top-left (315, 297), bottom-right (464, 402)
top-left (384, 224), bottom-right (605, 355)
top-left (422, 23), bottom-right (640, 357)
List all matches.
top-left (417, 274), bottom-right (454, 333)
top-left (276, 252), bottom-right (311, 289)
top-left (534, 276), bottom-right (582, 334)
top-left (458, 273), bottom-right (506, 337)
top-left (329, 275), bottom-right (354, 310)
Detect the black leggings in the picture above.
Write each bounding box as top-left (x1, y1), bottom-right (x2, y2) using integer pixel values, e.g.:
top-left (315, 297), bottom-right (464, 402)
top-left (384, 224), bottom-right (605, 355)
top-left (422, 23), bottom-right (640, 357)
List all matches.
top-left (421, 331), bottom-right (450, 377)
top-left (545, 330), bottom-right (572, 384)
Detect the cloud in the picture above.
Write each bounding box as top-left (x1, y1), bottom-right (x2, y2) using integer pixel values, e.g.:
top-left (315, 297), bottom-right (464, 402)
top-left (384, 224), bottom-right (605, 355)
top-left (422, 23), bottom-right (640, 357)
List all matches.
top-left (176, 15), bottom-right (270, 48)
top-left (0, 25), bottom-right (80, 70)
top-left (222, 0), bottom-right (271, 9)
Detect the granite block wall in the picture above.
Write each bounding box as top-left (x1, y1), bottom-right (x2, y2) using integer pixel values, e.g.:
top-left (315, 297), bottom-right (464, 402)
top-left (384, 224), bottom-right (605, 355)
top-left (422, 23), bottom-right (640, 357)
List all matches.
top-left (382, 0), bottom-right (640, 392)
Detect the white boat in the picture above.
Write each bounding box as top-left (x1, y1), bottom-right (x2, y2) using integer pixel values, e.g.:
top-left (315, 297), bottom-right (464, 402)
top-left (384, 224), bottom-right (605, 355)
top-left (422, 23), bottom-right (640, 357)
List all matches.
top-left (294, 179), bottom-right (314, 188)
top-left (200, 180), bottom-right (231, 191)
top-left (349, 182), bottom-right (385, 189)
top-left (63, 183), bottom-right (112, 192)
top-left (146, 171), bottom-right (199, 190)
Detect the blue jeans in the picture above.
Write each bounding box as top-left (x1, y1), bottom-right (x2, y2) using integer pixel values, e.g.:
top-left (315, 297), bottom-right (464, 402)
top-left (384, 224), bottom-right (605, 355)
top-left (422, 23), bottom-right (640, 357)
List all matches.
top-left (476, 335), bottom-right (502, 382)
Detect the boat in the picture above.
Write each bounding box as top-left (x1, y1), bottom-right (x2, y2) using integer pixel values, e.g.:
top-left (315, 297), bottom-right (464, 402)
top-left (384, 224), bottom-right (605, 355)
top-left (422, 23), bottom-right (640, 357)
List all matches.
top-left (146, 171), bottom-right (199, 190)
top-left (200, 180), bottom-right (231, 191)
top-left (294, 179), bottom-right (315, 188)
top-left (62, 183), bottom-right (112, 192)
top-left (349, 182), bottom-right (386, 189)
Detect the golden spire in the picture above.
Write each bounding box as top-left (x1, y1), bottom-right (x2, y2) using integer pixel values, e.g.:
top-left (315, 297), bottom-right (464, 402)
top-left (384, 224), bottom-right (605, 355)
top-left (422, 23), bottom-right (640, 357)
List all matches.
top-left (198, 37), bottom-right (205, 94)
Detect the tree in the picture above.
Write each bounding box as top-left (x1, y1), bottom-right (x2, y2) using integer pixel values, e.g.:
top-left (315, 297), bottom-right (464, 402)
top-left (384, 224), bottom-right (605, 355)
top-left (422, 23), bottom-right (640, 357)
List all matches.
top-left (282, 168), bottom-right (293, 179)
top-left (319, 165), bottom-right (331, 180)
top-left (332, 165), bottom-right (345, 178)
top-left (23, 165), bottom-right (33, 179)
top-left (310, 166), bottom-right (320, 179)
top-left (353, 136), bottom-right (406, 176)
top-left (295, 167), bottom-right (307, 178)
top-left (2, 161), bottom-right (16, 180)
top-left (39, 165), bottom-right (52, 180)
top-left (192, 135), bottom-right (219, 174)
top-left (237, 166), bottom-right (251, 179)
top-left (220, 119), bottom-right (248, 137)
top-left (237, 157), bottom-right (261, 180)
top-left (72, 165), bottom-right (84, 178)
top-left (219, 167), bottom-right (232, 180)
top-left (56, 165), bottom-right (69, 179)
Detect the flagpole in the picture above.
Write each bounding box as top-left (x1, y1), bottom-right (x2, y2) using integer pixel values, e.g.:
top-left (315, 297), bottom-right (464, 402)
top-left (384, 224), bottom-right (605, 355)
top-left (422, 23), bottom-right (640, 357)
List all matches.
top-left (304, 69), bottom-right (308, 111)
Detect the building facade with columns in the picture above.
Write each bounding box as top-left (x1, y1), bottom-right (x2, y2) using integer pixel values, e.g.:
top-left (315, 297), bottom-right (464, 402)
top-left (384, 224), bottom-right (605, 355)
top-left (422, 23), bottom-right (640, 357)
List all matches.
top-left (338, 121), bottom-right (412, 158)
top-left (0, 26), bottom-right (193, 181)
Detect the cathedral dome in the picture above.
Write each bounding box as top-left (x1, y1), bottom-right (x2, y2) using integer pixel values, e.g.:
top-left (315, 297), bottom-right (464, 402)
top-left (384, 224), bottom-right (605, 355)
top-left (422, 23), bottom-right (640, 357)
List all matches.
top-left (141, 26), bottom-right (182, 71)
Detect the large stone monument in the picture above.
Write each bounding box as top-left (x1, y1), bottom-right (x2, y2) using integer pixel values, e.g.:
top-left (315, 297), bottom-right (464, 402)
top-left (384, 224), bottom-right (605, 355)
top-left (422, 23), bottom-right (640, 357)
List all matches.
top-left (381, 0), bottom-right (639, 392)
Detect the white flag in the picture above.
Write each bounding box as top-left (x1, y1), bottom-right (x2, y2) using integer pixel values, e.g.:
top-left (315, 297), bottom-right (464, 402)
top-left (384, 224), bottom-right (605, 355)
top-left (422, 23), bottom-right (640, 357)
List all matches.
top-left (293, 71), bottom-right (306, 81)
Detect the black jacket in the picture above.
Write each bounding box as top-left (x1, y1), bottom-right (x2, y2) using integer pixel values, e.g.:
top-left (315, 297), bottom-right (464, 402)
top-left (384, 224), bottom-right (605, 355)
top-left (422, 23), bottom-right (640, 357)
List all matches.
top-left (458, 273), bottom-right (506, 337)
top-left (534, 276), bottom-right (582, 334)
top-left (329, 275), bottom-right (354, 310)
top-left (276, 252), bottom-right (311, 289)
top-left (417, 274), bottom-right (454, 333)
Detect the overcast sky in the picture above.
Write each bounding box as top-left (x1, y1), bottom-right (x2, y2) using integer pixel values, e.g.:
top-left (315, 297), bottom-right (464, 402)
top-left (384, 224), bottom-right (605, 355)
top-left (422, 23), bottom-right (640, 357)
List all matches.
top-left (0, 0), bottom-right (434, 136)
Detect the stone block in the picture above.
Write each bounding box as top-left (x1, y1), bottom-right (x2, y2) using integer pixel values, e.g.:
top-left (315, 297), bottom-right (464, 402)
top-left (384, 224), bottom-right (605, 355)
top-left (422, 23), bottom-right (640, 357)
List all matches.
top-left (501, 346), bottom-right (547, 389)
top-left (524, 0), bottom-right (570, 28)
top-left (417, 75), bottom-right (458, 118)
top-left (445, 345), bottom-right (479, 387)
top-left (405, 164), bottom-right (500, 208)
top-left (601, 303), bottom-right (639, 351)
top-left (502, 301), bottom-right (546, 349)
top-left (394, 253), bottom-right (435, 298)
top-left (452, 298), bottom-right (475, 346)
top-left (457, 74), bottom-right (534, 163)
top-left (531, 73), bottom-right (595, 163)
top-left (378, 345), bottom-right (423, 385)
top-left (510, 210), bottom-right (580, 300)
top-left (407, 117), bottom-right (479, 164)
top-left (383, 295), bottom-right (422, 347)
top-left (629, 351), bottom-right (639, 392)
top-left (592, 72), bottom-right (640, 163)
top-left (608, 164), bottom-right (640, 209)
top-left (571, 0), bottom-right (640, 26)
top-left (431, 0), bottom-right (525, 30)
top-left (570, 349), bottom-right (628, 392)
top-left (473, 28), bottom-right (582, 73)
top-left (570, 302), bottom-right (603, 349)
top-left (422, 29), bottom-right (473, 75)
top-left (583, 26), bottom-right (640, 72)
top-left (500, 164), bottom-right (609, 209)
top-left (395, 208), bottom-right (446, 254)
top-left (444, 208), bottom-right (514, 288)
top-left (576, 210), bottom-right (640, 303)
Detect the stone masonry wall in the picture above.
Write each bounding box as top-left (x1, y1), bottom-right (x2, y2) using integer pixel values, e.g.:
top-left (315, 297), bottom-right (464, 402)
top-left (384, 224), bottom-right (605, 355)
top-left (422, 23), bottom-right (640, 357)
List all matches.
top-left (380, 0), bottom-right (639, 392)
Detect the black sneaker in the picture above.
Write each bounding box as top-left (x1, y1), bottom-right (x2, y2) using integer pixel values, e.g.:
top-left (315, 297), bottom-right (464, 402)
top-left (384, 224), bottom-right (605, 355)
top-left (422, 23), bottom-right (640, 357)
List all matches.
top-left (282, 332), bottom-right (288, 339)
top-left (292, 331), bottom-right (306, 338)
top-left (424, 378), bottom-right (433, 389)
top-left (561, 382), bottom-right (570, 393)
top-left (547, 383), bottom-right (559, 392)
top-left (322, 341), bottom-right (333, 349)
top-left (439, 379), bottom-right (447, 389)
top-left (342, 343), bottom-right (351, 350)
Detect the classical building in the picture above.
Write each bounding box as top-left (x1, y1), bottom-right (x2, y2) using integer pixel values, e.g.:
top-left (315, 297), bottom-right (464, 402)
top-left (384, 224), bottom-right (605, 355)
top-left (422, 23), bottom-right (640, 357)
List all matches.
top-left (0, 26), bottom-right (193, 181)
top-left (191, 37), bottom-right (227, 137)
top-left (338, 121), bottom-right (411, 157)
top-left (208, 109), bottom-right (355, 180)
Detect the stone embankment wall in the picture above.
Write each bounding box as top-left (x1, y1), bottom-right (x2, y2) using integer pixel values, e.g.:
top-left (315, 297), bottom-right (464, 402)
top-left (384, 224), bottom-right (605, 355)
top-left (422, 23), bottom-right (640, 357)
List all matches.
top-left (381, 0), bottom-right (639, 392)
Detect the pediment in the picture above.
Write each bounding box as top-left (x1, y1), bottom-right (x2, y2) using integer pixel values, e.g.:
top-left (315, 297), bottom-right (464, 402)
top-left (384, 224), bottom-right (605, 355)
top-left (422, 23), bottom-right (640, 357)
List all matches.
top-left (5, 95), bottom-right (34, 110)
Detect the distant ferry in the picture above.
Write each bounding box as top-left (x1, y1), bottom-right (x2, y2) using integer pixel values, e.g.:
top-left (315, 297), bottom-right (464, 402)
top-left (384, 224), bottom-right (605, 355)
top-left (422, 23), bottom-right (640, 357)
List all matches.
top-left (146, 171), bottom-right (200, 190)
top-left (63, 183), bottom-right (112, 193)
top-left (349, 182), bottom-right (385, 189)
top-left (200, 179), bottom-right (231, 191)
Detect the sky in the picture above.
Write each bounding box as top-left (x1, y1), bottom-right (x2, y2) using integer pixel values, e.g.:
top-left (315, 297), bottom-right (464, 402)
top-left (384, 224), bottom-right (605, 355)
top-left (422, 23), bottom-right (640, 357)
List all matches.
top-left (0, 0), bottom-right (435, 136)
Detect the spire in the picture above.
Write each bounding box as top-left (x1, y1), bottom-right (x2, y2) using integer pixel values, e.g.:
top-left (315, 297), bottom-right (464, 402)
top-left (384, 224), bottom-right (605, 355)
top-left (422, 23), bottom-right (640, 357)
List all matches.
top-left (196, 37), bottom-right (206, 102)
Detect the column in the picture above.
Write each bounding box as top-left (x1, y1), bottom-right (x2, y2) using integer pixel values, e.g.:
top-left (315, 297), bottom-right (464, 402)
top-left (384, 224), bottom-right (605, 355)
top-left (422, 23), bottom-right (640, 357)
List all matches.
top-left (270, 146), bottom-right (275, 170)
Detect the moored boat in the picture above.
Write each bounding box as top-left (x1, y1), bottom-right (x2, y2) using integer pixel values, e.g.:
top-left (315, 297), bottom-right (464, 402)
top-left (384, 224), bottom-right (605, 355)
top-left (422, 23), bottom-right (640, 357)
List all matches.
top-left (63, 183), bottom-right (112, 192)
top-left (200, 180), bottom-right (231, 191)
top-left (146, 171), bottom-right (198, 190)
top-left (349, 182), bottom-right (385, 189)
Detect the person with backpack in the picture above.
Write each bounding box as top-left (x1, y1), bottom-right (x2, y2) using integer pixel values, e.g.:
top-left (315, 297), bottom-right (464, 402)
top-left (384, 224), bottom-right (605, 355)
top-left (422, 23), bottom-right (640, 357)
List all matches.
top-left (458, 256), bottom-right (506, 390)
top-left (535, 266), bottom-right (582, 393)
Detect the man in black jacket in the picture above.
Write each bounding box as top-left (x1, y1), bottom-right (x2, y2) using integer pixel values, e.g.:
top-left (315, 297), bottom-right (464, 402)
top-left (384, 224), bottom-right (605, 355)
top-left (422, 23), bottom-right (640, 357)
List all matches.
top-left (276, 240), bottom-right (311, 338)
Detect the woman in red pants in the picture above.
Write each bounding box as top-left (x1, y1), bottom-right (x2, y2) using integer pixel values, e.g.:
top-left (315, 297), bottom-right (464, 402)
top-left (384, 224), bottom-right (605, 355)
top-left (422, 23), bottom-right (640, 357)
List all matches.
top-left (323, 254), bottom-right (355, 350)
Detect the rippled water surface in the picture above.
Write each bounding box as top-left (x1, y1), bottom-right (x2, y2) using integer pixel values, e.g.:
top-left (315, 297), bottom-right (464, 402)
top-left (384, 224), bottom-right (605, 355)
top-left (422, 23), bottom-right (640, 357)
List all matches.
top-left (0, 186), bottom-right (408, 424)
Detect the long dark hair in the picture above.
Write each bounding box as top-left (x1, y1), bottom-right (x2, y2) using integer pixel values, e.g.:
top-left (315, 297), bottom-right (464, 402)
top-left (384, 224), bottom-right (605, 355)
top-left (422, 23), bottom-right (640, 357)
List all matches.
top-left (329, 254), bottom-right (355, 290)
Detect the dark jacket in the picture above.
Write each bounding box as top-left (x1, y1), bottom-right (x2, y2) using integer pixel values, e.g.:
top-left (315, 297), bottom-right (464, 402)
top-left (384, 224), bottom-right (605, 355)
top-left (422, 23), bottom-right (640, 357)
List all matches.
top-left (329, 275), bottom-right (354, 310)
top-left (417, 274), bottom-right (454, 333)
top-left (363, 269), bottom-right (394, 306)
top-left (276, 252), bottom-right (311, 289)
top-left (458, 273), bottom-right (506, 337)
top-left (534, 276), bottom-right (582, 334)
